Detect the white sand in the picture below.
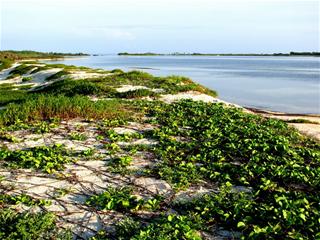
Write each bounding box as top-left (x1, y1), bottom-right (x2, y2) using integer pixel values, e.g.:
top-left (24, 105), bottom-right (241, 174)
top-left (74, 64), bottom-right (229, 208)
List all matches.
top-left (160, 91), bottom-right (242, 108)
top-left (116, 85), bottom-right (164, 93)
top-left (68, 71), bottom-right (112, 80)
top-left (0, 63), bottom-right (20, 80)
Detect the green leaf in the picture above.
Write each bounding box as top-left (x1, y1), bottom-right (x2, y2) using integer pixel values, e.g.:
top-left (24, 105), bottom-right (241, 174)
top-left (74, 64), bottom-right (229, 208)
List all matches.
top-left (237, 221), bottom-right (246, 228)
top-left (299, 213), bottom-right (306, 221)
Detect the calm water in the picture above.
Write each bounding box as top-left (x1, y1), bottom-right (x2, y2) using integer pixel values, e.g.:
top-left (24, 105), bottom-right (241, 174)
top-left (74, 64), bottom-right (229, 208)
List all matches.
top-left (44, 55), bottom-right (320, 114)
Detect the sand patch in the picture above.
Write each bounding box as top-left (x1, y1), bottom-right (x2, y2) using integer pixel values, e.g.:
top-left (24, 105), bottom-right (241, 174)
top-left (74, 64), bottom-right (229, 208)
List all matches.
top-left (69, 71), bottom-right (112, 80)
top-left (116, 85), bottom-right (164, 93)
top-left (0, 63), bottom-right (20, 80)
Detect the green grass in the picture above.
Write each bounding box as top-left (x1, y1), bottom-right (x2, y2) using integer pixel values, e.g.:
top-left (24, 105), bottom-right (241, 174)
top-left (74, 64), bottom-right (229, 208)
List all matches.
top-left (286, 118), bottom-right (318, 124)
top-left (90, 71), bottom-right (217, 96)
top-left (0, 59), bottom-right (14, 71)
top-left (116, 88), bottom-right (159, 99)
top-left (0, 95), bottom-right (138, 126)
top-left (0, 90), bottom-right (29, 106)
top-left (37, 79), bottom-right (117, 97)
top-left (0, 84), bottom-right (16, 90)
top-left (9, 64), bottom-right (35, 76)
top-left (30, 66), bottom-right (51, 74)
top-left (22, 76), bottom-right (33, 82)
top-left (45, 70), bottom-right (69, 81)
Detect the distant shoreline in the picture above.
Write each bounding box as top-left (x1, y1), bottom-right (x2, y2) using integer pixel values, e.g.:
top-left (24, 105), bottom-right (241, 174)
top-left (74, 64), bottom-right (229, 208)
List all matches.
top-left (117, 52), bottom-right (320, 57)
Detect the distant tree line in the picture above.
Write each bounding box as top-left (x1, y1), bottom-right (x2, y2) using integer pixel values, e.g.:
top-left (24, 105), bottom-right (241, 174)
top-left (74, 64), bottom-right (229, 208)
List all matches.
top-left (289, 52), bottom-right (320, 56)
top-left (118, 52), bottom-right (161, 56)
top-left (0, 50), bottom-right (89, 61)
top-left (118, 52), bottom-right (320, 57)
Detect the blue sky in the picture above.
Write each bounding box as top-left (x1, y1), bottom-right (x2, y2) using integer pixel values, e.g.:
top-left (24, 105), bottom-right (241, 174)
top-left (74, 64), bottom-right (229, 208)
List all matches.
top-left (0, 0), bottom-right (319, 54)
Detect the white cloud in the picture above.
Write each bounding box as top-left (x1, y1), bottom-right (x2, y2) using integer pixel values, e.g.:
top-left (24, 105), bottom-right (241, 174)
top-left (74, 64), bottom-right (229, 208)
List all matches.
top-left (71, 27), bottom-right (136, 41)
top-left (106, 29), bottom-right (136, 40)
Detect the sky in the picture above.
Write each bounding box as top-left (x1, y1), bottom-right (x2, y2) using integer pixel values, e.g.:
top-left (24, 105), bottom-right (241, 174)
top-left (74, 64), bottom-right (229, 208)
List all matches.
top-left (0, 0), bottom-right (319, 54)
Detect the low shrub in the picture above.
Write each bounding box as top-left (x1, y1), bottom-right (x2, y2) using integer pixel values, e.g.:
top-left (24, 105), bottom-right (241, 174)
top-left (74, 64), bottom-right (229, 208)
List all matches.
top-left (37, 79), bottom-right (117, 97)
top-left (45, 70), bottom-right (69, 81)
top-left (0, 208), bottom-right (72, 240)
top-left (0, 144), bottom-right (71, 173)
top-left (22, 77), bottom-right (32, 82)
top-left (9, 64), bottom-right (35, 76)
top-left (86, 187), bottom-right (142, 211)
top-left (116, 89), bottom-right (159, 99)
top-left (0, 90), bottom-right (29, 106)
top-left (0, 95), bottom-right (135, 125)
top-left (0, 193), bottom-right (51, 207)
top-left (0, 59), bottom-right (13, 71)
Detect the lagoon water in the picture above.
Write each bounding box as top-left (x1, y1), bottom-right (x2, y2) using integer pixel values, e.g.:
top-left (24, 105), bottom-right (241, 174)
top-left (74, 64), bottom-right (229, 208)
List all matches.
top-left (43, 55), bottom-right (320, 114)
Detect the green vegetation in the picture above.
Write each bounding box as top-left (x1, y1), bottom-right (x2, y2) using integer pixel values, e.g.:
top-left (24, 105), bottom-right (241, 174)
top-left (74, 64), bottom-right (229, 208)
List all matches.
top-left (109, 156), bottom-right (133, 167)
top-left (0, 90), bottom-right (29, 106)
top-left (107, 155), bottom-right (133, 174)
top-left (0, 144), bottom-right (72, 173)
top-left (0, 50), bottom-right (88, 61)
top-left (9, 64), bottom-right (35, 75)
top-left (45, 70), bottom-right (69, 81)
top-left (139, 100), bottom-right (319, 239)
top-left (0, 59), bottom-right (14, 71)
top-left (103, 129), bottom-right (143, 143)
top-left (145, 100), bottom-right (319, 189)
top-left (0, 193), bottom-right (51, 207)
top-left (32, 120), bottom-right (58, 134)
top-left (0, 50), bottom-right (88, 82)
top-left (118, 52), bottom-right (161, 56)
top-left (110, 215), bottom-right (201, 240)
top-left (86, 187), bottom-right (142, 211)
top-left (95, 71), bottom-right (217, 96)
top-left (0, 132), bottom-right (18, 143)
top-left (174, 183), bottom-right (320, 239)
top-left (0, 95), bottom-right (137, 126)
top-left (37, 79), bottom-right (117, 96)
top-left (286, 118), bottom-right (319, 124)
top-left (69, 132), bottom-right (88, 141)
top-left (0, 209), bottom-right (72, 240)
top-left (86, 186), bottom-right (163, 212)
top-left (116, 88), bottom-right (159, 99)
top-left (22, 76), bottom-right (33, 82)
